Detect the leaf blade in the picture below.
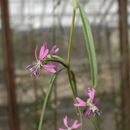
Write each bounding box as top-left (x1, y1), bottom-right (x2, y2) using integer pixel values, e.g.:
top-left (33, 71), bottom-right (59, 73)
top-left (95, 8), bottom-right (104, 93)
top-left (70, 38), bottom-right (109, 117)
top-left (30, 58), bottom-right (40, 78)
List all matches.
top-left (79, 5), bottom-right (97, 87)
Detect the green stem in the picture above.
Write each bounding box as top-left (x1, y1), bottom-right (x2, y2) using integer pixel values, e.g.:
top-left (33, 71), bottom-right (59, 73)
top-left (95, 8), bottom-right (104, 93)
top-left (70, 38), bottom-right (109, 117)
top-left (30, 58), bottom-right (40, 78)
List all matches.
top-left (46, 55), bottom-right (68, 68)
top-left (38, 74), bottom-right (57, 130)
top-left (78, 107), bottom-right (83, 130)
top-left (67, 68), bottom-right (83, 130)
top-left (88, 117), bottom-right (100, 130)
top-left (66, 8), bottom-right (83, 130)
top-left (67, 9), bottom-right (76, 65)
top-left (67, 69), bottom-right (77, 98)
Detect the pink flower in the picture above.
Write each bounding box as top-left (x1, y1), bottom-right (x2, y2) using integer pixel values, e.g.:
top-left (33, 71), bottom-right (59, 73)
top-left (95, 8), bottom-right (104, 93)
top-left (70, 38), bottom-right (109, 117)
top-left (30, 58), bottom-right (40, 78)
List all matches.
top-left (74, 87), bottom-right (101, 117)
top-left (27, 43), bottom-right (59, 76)
top-left (59, 116), bottom-right (81, 130)
top-left (87, 87), bottom-right (95, 100)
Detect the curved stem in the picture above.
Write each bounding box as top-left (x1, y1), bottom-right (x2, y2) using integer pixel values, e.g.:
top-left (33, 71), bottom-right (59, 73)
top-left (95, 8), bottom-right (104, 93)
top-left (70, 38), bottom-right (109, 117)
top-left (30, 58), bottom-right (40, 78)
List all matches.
top-left (45, 55), bottom-right (68, 68)
top-left (67, 9), bottom-right (76, 65)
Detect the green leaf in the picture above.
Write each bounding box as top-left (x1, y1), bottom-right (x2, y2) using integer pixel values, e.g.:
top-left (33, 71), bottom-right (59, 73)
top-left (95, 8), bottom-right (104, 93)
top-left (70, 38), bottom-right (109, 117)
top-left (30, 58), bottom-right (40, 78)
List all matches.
top-left (38, 74), bottom-right (57, 130)
top-left (79, 4), bottom-right (97, 87)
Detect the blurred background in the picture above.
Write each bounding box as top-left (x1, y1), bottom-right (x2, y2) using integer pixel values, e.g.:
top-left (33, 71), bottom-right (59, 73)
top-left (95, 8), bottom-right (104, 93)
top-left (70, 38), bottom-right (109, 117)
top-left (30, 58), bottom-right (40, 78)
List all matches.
top-left (0, 0), bottom-right (130, 130)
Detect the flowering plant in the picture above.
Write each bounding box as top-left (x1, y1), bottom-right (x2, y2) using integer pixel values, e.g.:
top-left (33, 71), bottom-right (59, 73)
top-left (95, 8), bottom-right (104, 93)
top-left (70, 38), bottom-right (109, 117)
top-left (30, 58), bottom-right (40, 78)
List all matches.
top-left (27, 0), bottom-right (101, 130)
top-left (27, 44), bottom-right (59, 76)
top-left (59, 116), bottom-right (81, 130)
top-left (75, 87), bottom-right (101, 117)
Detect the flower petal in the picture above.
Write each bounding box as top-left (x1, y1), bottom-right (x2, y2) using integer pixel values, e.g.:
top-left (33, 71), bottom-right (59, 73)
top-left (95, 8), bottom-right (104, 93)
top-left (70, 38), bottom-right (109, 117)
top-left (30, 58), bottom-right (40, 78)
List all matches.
top-left (74, 97), bottom-right (87, 107)
top-left (38, 44), bottom-right (49, 60)
top-left (59, 128), bottom-right (65, 130)
top-left (84, 109), bottom-right (91, 117)
top-left (63, 116), bottom-right (68, 127)
top-left (87, 87), bottom-right (95, 100)
top-left (50, 45), bottom-right (59, 55)
top-left (94, 99), bottom-right (100, 107)
top-left (71, 120), bottom-right (81, 129)
top-left (43, 62), bottom-right (58, 73)
top-left (26, 63), bottom-right (40, 77)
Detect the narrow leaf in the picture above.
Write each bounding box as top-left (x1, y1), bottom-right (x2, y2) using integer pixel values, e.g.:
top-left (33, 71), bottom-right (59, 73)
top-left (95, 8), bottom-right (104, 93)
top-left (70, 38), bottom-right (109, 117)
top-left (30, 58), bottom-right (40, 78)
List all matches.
top-left (79, 4), bottom-right (97, 87)
top-left (38, 74), bottom-right (57, 130)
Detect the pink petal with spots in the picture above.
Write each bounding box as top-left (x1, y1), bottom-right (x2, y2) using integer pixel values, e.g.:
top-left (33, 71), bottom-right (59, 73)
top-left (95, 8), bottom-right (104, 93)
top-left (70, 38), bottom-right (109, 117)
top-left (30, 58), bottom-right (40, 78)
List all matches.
top-left (74, 97), bottom-right (87, 107)
top-left (38, 44), bottom-right (49, 60)
top-left (87, 87), bottom-right (95, 100)
top-left (50, 45), bottom-right (59, 55)
top-left (63, 116), bottom-right (68, 127)
top-left (71, 120), bottom-right (81, 129)
top-left (84, 109), bottom-right (91, 117)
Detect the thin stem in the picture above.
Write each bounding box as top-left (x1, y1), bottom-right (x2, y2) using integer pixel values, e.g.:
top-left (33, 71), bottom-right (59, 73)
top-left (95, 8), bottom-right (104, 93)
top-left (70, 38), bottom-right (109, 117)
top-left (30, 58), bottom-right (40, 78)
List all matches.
top-left (78, 107), bottom-right (83, 130)
top-left (66, 9), bottom-right (83, 129)
top-left (67, 9), bottom-right (76, 65)
top-left (38, 74), bottom-right (57, 130)
top-left (95, 116), bottom-right (101, 130)
top-left (67, 68), bottom-right (83, 130)
top-left (88, 117), bottom-right (100, 130)
top-left (67, 69), bottom-right (76, 99)
top-left (47, 56), bottom-right (83, 130)
top-left (46, 55), bottom-right (68, 68)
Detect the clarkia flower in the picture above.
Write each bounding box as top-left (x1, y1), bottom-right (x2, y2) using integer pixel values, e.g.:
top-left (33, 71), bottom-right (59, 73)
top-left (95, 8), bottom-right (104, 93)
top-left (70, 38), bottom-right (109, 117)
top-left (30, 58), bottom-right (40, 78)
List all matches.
top-left (74, 87), bottom-right (101, 117)
top-left (27, 43), bottom-right (59, 76)
top-left (59, 116), bottom-right (81, 130)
